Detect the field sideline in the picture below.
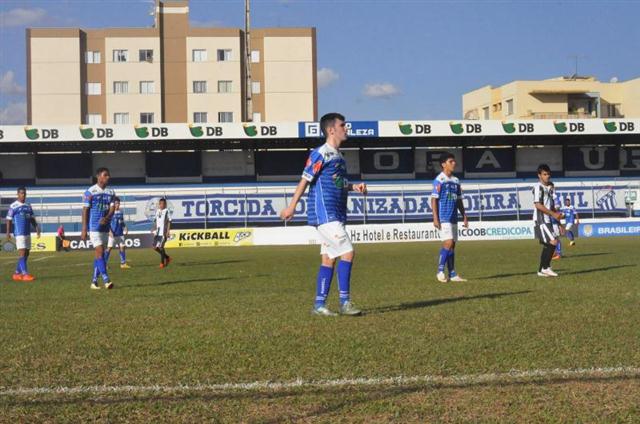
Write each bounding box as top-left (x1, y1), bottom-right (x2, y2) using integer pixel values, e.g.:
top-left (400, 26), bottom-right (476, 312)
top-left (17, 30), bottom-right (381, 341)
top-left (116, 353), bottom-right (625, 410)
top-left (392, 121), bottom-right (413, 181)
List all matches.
top-left (1, 237), bottom-right (639, 422)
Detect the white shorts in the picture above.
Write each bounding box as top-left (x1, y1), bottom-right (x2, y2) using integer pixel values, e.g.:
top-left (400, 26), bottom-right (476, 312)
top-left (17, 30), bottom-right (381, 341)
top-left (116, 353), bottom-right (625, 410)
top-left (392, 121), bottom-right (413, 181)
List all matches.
top-left (108, 235), bottom-right (125, 248)
top-left (440, 223), bottom-right (458, 242)
top-left (15, 235), bottom-right (31, 250)
top-left (90, 231), bottom-right (109, 247)
top-left (565, 223), bottom-right (574, 232)
top-left (317, 221), bottom-right (353, 259)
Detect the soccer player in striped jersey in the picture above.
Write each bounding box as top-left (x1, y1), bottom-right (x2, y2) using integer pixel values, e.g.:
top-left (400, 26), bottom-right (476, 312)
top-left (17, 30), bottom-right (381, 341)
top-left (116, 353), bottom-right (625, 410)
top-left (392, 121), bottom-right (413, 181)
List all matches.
top-left (532, 164), bottom-right (564, 277)
top-left (82, 168), bottom-right (116, 289)
top-left (151, 198), bottom-right (172, 268)
top-left (561, 198), bottom-right (579, 246)
top-left (431, 153), bottom-right (468, 283)
top-left (280, 112), bottom-right (367, 317)
top-left (105, 197), bottom-right (131, 269)
top-left (5, 187), bottom-right (40, 281)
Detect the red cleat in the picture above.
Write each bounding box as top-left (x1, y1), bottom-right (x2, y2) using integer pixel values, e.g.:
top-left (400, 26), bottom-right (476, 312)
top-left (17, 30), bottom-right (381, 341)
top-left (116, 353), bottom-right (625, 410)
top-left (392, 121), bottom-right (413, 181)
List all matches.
top-left (159, 263), bottom-right (165, 269)
top-left (21, 274), bottom-right (36, 282)
top-left (12, 273), bottom-right (22, 282)
top-left (164, 257), bottom-right (172, 267)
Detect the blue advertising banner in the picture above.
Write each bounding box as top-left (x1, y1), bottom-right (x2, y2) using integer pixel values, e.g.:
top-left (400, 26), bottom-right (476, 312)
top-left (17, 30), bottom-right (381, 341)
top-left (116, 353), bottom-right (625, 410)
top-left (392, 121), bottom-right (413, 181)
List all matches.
top-left (579, 221), bottom-right (640, 237)
top-left (298, 121), bottom-right (379, 138)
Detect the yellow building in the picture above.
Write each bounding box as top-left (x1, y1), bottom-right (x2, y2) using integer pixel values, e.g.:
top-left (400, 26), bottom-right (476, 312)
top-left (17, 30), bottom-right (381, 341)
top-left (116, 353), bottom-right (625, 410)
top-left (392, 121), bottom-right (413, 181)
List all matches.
top-left (462, 76), bottom-right (640, 120)
top-left (27, 0), bottom-right (317, 125)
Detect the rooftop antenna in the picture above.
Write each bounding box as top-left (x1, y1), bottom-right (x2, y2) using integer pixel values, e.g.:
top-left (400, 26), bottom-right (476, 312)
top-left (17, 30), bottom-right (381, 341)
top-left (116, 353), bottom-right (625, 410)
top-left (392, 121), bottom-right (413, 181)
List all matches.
top-left (567, 54), bottom-right (586, 79)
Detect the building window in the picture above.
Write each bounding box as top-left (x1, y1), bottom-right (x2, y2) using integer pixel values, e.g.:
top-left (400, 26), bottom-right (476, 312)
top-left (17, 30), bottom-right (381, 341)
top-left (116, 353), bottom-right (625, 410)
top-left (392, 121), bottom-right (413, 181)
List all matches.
top-left (251, 81), bottom-right (261, 94)
top-left (251, 50), bottom-right (260, 63)
top-left (218, 112), bottom-right (233, 123)
top-left (140, 113), bottom-right (154, 124)
top-left (608, 103), bottom-right (621, 117)
top-left (113, 49), bottom-right (128, 62)
top-left (193, 49), bottom-right (207, 62)
top-left (217, 80), bottom-right (232, 93)
top-left (113, 81), bottom-right (129, 94)
top-left (140, 81), bottom-right (155, 94)
top-left (506, 99), bottom-right (514, 116)
top-left (482, 106), bottom-right (490, 119)
top-left (114, 113), bottom-right (129, 124)
top-left (193, 81), bottom-right (207, 94)
top-left (193, 112), bottom-right (208, 123)
top-left (86, 114), bottom-right (102, 125)
top-left (217, 49), bottom-right (231, 61)
top-left (85, 51), bottom-right (101, 64)
top-left (139, 49), bottom-right (153, 62)
top-left (86, 82), bottom-right (101, 95)
top-left (252, 112), bottom-right (261, 122)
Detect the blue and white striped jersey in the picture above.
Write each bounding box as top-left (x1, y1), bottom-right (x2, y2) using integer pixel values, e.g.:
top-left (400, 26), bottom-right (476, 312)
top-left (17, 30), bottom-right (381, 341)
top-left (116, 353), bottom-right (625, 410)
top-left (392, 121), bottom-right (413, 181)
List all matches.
top-left (83, 184), bottom-right (115, 232)
top-left (6, 201), bottom-right (35, 236)
top-left (302, 143), bottom-right (349, 226)
top-left (431, 172), bottom-right (461, 224)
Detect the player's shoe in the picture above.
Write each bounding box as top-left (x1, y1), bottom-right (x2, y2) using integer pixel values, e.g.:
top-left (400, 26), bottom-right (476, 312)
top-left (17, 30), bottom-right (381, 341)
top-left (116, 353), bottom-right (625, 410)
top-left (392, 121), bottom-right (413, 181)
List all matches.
top-left (104, 281), bottom-right (114, 289)
top-left (450, 275), bottom-right (467, 282)
top-left (90, 281), bottom-right (101, 290)
top-left (537, 271), bottom-right (548, 277)
top-left (569, 241), bottom-right (576, 246)
top-left (311, 305), bottom-right (338, 317)
top-left (159, 263), bottom-right (165, 269)
top-left (21, 274), bottom-right (35, 282)
top-left (339, 301), bottom-right (362, 316)
top-left (552, 254), bottom-right (561, 260)
top-left (12, 273), bottom-right (22, 282)
top-left (436, 272), bottom-right (448, 283)
top-left (120, 263), bottom-right (131, 269)
top-left (540, 268), bottom-right (558, 277)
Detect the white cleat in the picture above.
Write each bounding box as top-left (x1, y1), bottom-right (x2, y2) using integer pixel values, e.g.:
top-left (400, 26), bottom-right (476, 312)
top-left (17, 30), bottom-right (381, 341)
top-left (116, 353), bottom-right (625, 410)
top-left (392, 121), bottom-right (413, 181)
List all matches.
top-left (450, 275), bottom-right (467, 282)
top-left (436, 272), bottom-right (449, 283)
top-left (541, 268), bottom-right (558, 277)
top-left (537, 272), bottom-right (549, 277)
top-left (311, 305), bottom-right (338, 317)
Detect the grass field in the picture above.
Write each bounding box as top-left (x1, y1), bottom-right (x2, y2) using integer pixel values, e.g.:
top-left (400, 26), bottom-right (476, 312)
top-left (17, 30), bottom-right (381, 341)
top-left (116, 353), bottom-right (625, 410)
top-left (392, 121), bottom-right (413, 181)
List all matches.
top-left (1, 237), bottom-right (639, 422)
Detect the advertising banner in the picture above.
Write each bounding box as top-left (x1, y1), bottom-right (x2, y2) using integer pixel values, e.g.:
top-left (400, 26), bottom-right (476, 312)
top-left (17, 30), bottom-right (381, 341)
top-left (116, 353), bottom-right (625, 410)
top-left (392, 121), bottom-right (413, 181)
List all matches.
top-left (165, 228), bottom-right (254, 248)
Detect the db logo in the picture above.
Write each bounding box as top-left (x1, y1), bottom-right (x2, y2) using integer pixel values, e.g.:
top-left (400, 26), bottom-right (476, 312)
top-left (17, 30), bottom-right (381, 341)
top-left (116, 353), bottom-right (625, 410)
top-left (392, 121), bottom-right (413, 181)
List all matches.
top-left (583, 224), bottom-right (593, 237)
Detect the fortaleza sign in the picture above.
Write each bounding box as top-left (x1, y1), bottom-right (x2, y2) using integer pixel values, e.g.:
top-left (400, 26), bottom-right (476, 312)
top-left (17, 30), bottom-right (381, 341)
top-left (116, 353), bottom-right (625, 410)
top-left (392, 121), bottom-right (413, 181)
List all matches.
top-left (132, 184), bottom-right (629, 225)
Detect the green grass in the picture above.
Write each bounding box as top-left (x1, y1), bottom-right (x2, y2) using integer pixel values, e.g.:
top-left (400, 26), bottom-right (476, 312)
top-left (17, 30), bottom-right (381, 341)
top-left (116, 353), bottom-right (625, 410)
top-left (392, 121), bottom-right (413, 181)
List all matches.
top-left (1, 238), bottom-right (639, 422)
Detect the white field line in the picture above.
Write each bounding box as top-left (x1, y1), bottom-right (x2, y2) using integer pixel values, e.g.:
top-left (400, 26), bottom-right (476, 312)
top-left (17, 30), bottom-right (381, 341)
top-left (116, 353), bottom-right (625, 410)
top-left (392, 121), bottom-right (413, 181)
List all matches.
top-left (31, 255), bottom-right (56, 262)
top-left (1, 366), bottom-right (639, 398)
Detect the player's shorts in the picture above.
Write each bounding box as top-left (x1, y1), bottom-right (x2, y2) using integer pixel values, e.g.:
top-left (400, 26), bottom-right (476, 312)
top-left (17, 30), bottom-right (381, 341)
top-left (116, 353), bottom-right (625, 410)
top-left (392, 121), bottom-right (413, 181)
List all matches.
top-left (552, 223), bottom-right (561, 237)
top-left (153, 235), bottom-right (166, 249)
top-left (89, 231), bottom-right (109, 247)
top-left (534, 223), bottom-right (557, 244)
top-left (15, 235), bottom-right (31, 250)
top-left (565, 223), bottom-right (575, 232)
top-left (108, 235), bottom-right (125, 248)
top-left (439, 222), bottom-right (458, 242)
top-left (317, 221), bottom-right (353, 259)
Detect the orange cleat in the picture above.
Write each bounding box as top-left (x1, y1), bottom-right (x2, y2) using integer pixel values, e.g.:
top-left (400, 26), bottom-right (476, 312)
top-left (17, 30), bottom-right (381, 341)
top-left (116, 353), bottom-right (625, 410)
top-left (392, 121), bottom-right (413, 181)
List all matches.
top-left (552, 254), bottom-right (561, 260)
top-left (21, 274), bottom-right (36, 282)
top-left (164, 257), bottom-right (172, 267)
top-left (159, 263), bottom-right (165, 269)
top-left (12, 273), bottom-right (22, 282)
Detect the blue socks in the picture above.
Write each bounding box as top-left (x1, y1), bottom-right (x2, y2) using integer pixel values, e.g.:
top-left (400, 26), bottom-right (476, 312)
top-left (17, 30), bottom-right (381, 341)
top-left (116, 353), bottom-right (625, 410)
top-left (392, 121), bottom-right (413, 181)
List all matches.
top-left (104, 250), bottom-right (111, 264)
top-left (447, 250), bottom-right (457, 277)
top-left (315, 265), bottom-right (334, 308)
top-left (93, 257), bottom-right (109, 282)
top-left (438, 248), bottom-right (450, 273)
top-left (119, 251), bottom-right (126, 264)
top-left (16, 257), bottom-right (27, 275)
top-left (92, 261), bottom-right (99, 283)
top-left (555, 240), bottom-right (562, 255)
top-left (567, 231), bottom-right (574, 241)
top-left (337, 261), bottom-right (353, 305)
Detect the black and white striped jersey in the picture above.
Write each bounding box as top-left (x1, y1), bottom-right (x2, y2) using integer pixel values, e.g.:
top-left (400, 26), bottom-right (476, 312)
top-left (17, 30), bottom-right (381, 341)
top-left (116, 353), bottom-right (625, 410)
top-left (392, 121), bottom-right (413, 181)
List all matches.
top-left (532, 183), bottom-right (555, 224)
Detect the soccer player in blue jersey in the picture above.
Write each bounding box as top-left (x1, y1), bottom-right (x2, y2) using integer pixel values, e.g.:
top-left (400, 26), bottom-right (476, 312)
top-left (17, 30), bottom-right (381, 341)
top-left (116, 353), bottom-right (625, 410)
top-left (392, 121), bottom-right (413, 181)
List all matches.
top-left (561, 198), bottom-right (579, 246)
top-left (431, 153), bottom-right (468, 283)
top-left (105, 197), bottom-right (131, 269)
top-left (280, 112), bottom-right (367, 316)
top-left (5, 187), bottom-right (40, 282)
top-left (81, 168), bottom-right (116, 290)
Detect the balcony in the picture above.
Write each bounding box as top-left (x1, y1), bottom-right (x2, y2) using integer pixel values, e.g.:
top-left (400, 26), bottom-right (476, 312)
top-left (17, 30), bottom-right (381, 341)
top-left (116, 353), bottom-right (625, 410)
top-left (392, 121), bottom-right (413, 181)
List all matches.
top-left (528, 112), bottom-right (597, 119)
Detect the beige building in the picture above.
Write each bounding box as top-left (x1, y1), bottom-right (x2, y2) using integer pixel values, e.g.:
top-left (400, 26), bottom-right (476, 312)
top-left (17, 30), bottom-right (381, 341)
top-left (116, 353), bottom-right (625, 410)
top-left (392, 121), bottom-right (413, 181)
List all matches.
top-left (27, 0), bottom-right (317, 125)
top-left (463, 76), bottom-right (640, 120)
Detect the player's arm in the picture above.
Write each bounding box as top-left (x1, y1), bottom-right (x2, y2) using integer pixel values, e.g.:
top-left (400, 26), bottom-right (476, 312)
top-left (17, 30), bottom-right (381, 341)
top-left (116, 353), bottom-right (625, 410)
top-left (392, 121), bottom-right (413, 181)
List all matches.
top-left (100, 201), bottom-right (116, 225)
top-left (150, 216), bottom-right (156, 234)
top-left (81, 206), bottom-right (89, 241)
top-left (5, 215), bottom-right (11, 241)
top-left (280, 178), bottom-right (309, 221)
top-left (30, 216), bottom-right (41, 239)
top-left (164, 215), bottom-right (171, 238)
top-left (534, 202), bottom-right (562, 220)
top-left (123, 220), bottom-right (128, 235)
top-left (456, 198), bottom-right (469, 228)
top-left (347, 182), bottom-right (367, 194)
top-left (575, 209), bottom-right (580, 224)
top-left (431, 197), bottom-right (441, 230)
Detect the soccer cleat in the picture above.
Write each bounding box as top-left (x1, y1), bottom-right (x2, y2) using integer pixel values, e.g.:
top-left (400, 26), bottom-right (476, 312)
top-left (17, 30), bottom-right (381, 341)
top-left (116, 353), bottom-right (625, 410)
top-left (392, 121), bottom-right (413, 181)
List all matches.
top-left (570, 241), bottom-right (576, 246)
top-left (120, 263), bottom-right (131, 269)
top-left (537, 271), bottom-right (549, 277)
top-left (91, 282), bottom-right (101, 290)
top-left (311, 305), bottom-right (338, 317)
top-left (339, 301), bottom-right (362, 316)
top-left (159, 263), bottom-right (165, 269)
top-left (21, 274), bottom-right (35, 282)
top-left (104, 281), bottom-right (114, 290)
top-left (164, 257), bottom-right (172, 267)
top-left (450, 275), bottom-right (467, 282)
top-left (541, 268), bottom-right (558, 277)
top-left (436, 272), bottom-right (449, 283)
top-left (12, 273), bottom-right (22, 282)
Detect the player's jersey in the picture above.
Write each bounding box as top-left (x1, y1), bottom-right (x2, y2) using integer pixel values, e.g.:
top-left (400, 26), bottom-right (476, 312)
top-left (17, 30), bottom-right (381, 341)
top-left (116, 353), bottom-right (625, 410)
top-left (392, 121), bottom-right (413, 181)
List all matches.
top-left (6, 201), bottom-right (34, 236)
top-left (431, 172), bottom-right (462, 224)
top-left (110, 210), bottom-right (126, 236)
top-left (155, 208), bottom-right (171, 236)
top-left (562, 205), bottom-right (577, 224)
top-left (302, 143), bottom-right (349, 226)
top-left (532, 183), bottom-right (555, 225)
top-left (83, 184), bottom-right (116, 232)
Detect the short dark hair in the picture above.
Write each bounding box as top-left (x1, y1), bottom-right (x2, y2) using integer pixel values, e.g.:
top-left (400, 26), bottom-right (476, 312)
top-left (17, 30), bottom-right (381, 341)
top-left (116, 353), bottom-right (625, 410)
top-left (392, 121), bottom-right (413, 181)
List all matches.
top-left (159, 198), bottom-right (167, 203)
top-left (537, 164), bottom-right (551, 174)
top-left (320, 112), bottom-right (346, 136)
top-left (95, 167), bottom-right (110, 176)
top-left (114, 196), bottom-right (121, 202)
top-left (440, 152), bottom-right (456, 165)
top-left (565, 198), bottom-right (570, 203)
top-left (17, 186), bottom-right (26, 193)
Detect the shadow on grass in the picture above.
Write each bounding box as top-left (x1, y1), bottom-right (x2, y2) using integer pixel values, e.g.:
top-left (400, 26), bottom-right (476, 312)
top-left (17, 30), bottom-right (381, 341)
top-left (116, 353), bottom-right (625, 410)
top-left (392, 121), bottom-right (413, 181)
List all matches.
top-left (560, 264), bottom-right (635, 275)
top-left (134, 260), bottom-right (248, 269)
top-left (560, 252), bottom-right (611, 259)
top-left (365, 290), bottom-right (532, 315)
top-left (120, 276), bottom-right (238, 289)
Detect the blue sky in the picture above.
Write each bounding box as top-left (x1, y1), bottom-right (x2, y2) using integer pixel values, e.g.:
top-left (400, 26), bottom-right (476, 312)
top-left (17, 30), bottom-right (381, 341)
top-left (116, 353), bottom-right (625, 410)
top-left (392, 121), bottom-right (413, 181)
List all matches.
top-left (1, 0), bottom-right (639, 124)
